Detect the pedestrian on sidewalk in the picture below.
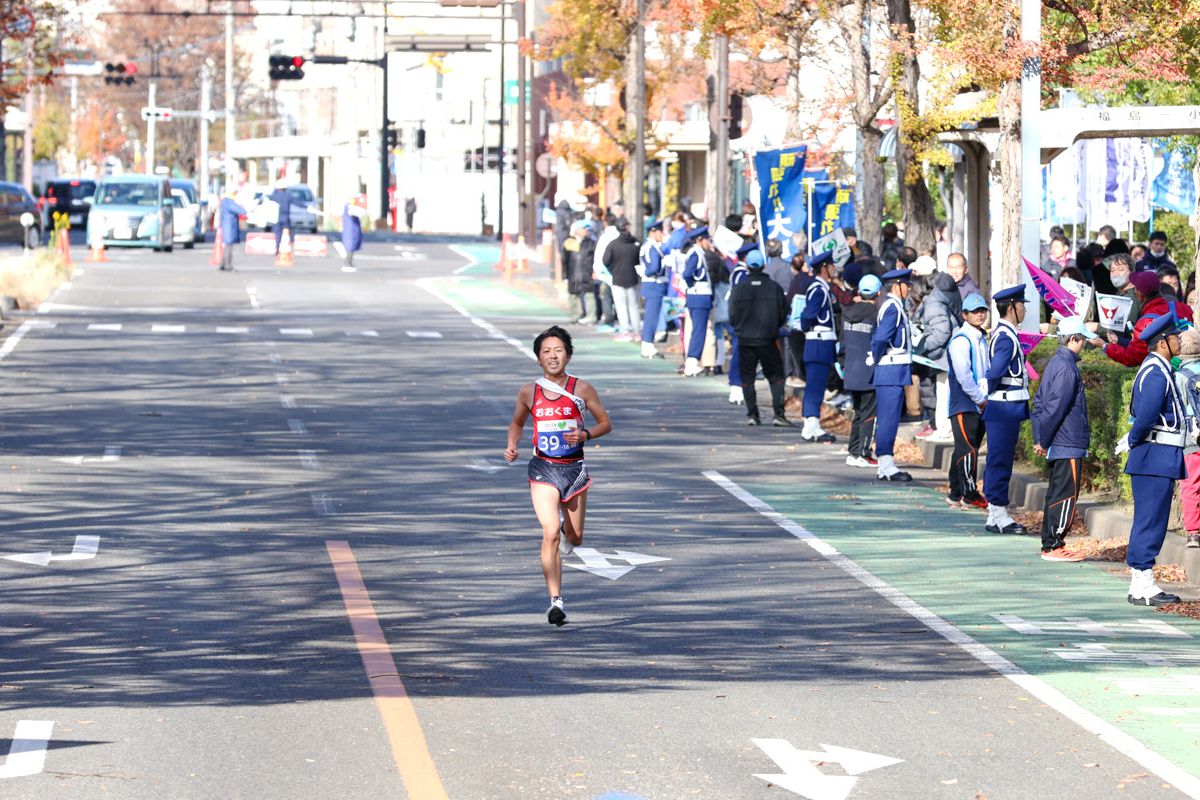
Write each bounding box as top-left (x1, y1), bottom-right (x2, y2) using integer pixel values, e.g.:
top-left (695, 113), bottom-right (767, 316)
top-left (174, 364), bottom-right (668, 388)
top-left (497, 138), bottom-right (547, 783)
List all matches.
top-left (1122, 312), bottom-right (1186, 606)
top-left (405, 197), bottom-right (417, 233)
top-left (1031, 316), bottom-right (1103, 560)
top-left (217, 191), bottom-right (247, 272)
top-left (340, 194), bottom-right (367, 272)
top-left (603, 218), bottom-right (642, 341)
top-left (869, 268), bottom-right (915, 482)
top-left (594, 214), bottom-right (620, 332)
top-left (915, 265), bottom-right (961, 441)
top-left (566, 221), bottom-right (596, 323)
top-left (638, 223), bottom-right (667, 359)
top-left (1175, 328), bottom-right (1200, 549)
top-left (842, 273), bottom-right (881, 468)
top-left (945, 292), bottom-right (991, 509)
top-left (981, 284), bottom-right (1032, 535)
top-left (799, 249), bottom-right (838, 442)
top-left (729, 250), bottom-right (789, 426)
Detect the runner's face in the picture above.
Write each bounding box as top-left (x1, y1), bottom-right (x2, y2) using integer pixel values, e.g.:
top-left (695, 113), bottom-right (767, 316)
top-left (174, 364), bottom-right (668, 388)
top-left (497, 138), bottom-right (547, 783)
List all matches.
top-left (538, 337), bottom-right (571, 375)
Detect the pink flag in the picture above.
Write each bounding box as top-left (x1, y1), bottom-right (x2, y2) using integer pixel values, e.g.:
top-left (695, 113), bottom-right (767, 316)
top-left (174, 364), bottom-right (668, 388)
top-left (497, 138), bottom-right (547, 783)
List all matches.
top-left (1017, 332), bottom-right (1047, 381)
top-left (1023, 258), bottom-right (1077, 318)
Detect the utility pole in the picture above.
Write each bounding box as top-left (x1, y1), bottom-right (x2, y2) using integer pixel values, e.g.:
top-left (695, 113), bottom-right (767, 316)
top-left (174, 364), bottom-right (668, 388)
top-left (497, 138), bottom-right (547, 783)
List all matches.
top-left (200, 60), bottom-right (212, 205)
top-left (1018, 0), bottom-right (1041, 331)
top-left (712, 33), bottom-right (730, 226)
top-left (379, 8), bottom-right (391, 226)
top-left (0, 40), bottom-right (6, 181)
top-left (497, 2), bottom-right (506, 239)
top-left (69, 77), bottom-right (79, 173)
top-left (225, 7), bottom-right (236, 191)
top-left (146, 78), bottom-right (158, 174)
top-left (631, 0), bottom-right (646, 235)
top-left (22, 39), bottom-right (33, 190)
top-left (516, 0), bottom-right (530, 245)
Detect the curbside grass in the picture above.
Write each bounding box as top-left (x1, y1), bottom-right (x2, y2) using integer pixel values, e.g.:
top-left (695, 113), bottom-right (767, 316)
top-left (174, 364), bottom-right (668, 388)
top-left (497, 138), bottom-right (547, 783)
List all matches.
top-left (0, 247), bottom-right (74, 312)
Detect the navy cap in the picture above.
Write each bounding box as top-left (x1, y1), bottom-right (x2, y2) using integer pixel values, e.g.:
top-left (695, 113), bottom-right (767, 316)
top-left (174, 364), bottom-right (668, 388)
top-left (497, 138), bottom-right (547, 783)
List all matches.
top-left (736, 241), bottom-right (759, 257)
top-left (881, 267), bottom-right (912, 283)
top-left (1139, 311), bottom-right (1180, 343)
top-left (993, 284), bottom-right (1027, 303)
top-left (688, 225), bottom-right (710, 242)
top-left (808, 249), bottom-right (833, 268)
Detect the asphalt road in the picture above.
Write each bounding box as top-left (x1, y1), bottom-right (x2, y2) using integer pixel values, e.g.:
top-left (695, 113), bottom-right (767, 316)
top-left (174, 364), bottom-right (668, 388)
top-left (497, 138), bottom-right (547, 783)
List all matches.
top-left (0, 237), bottom-right (1196, 799)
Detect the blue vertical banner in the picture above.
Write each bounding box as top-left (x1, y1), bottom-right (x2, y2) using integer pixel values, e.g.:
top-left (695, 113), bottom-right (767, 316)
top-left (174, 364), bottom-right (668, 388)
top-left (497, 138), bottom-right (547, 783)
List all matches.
top-left (754, 146), bottom-right (808, 250)
top-left (809, 183), bottom-right (856, 240)
top-left (1152, 141), bottom-right (1197, 216)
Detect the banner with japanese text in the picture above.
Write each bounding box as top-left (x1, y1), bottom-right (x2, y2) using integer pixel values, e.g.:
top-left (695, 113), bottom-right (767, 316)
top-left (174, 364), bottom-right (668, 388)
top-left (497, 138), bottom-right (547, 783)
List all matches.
top-left (753, 145), bottom-right (808, 254)
top-left (808, 183), bottom-right (856, 242)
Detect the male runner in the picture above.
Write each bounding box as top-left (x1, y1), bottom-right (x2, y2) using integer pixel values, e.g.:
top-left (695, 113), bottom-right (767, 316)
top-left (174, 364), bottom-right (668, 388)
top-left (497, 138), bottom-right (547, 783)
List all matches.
top-left (504, 326), bottom-right (613, 626)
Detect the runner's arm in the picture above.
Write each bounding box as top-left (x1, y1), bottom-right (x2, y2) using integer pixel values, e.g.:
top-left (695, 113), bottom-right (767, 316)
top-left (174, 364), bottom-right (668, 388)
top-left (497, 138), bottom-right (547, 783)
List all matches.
top-left (504, 385), bottom-right (533, 462)
top-left (565, 381), bottom-right (611, 445)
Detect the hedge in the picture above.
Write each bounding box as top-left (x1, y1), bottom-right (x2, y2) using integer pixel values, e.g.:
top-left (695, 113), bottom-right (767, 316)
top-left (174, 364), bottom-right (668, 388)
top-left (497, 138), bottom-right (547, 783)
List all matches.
top-left (1014, 338), bottom-right (1136, 502)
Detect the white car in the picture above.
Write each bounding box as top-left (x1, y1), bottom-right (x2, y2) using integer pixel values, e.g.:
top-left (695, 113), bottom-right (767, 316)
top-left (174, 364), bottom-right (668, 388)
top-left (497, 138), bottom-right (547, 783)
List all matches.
top-left (170, 189), bottom-right (199, 249)
top-left (246, 185), bottom-right (319, 233)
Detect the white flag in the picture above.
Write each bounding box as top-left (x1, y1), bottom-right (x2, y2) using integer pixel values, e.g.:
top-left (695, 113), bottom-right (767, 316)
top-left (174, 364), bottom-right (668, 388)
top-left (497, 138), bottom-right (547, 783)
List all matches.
top-left (1096, 293), bottom-right (1133, 332)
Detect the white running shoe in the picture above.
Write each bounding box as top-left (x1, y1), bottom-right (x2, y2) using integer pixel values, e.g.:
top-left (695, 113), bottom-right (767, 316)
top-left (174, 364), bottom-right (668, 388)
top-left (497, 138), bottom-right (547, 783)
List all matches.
top-left (558, 525), bottom-right (575, 557)
top-left (846, 455), bottom-right (870, 467)
top-left (547, 597), bottom-right (567, 626)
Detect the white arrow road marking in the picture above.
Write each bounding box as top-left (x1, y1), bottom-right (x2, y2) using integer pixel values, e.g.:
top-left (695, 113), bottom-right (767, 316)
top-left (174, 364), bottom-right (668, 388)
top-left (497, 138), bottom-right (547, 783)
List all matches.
top-left (0, 721), bottom-right (54, 779)
top-left (564, 548), bottom-right (670, 580)
top-left (5, 536), bottom-right (101, 567)
top-left (246, 286), bottom-right (260, 310)
top-left (751, 740), bottom-right (902, 800)
top-left (54, 446), bottom-right (121, 465)
top-left (347, 330), bottom-right (380, 337)
top-left (298, 450), bottom-right (322, 471)
top-left (406, 331), bottom-right (443, 339)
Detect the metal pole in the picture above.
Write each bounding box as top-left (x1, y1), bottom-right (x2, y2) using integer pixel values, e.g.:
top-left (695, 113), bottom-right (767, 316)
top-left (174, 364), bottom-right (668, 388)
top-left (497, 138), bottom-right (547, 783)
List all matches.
top-left (200, 61), bottom-right (211, 225)
top-left (713, 33), bottom-right (729, 226)
top-left (380, 51), bottom-right (390, 224)
top-left (1018, 0), bottom-right (1041, 331)
top-left (632, 0), bottom-right (645, 235)
top-left (516, 0), bottom-right (528, 243)
top-left (22, 39), bottom-right (33, 190)
top-left (146, 79), bottom-right (158, 175)
top-left (225, 7), bottom-right (236, 191)
top-left (497, 3), bottom-right (505, 239)
top-left (0, 40), bottom-right (6, 181)
top-left (69, 77), bottom-right (79, 173)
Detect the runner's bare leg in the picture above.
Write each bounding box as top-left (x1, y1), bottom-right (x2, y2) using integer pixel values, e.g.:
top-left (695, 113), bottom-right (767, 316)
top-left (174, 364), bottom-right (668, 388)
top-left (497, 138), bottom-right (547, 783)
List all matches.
top-left (532, 483), bottom-right (565, 597)
top-left (561, 489), bottom-right (587, 548)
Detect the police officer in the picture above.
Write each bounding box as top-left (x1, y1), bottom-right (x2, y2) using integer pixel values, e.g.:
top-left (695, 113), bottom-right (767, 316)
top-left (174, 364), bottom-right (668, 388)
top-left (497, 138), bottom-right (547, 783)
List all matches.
top-left (869, 268), bottom-right (914, 481)
top-left (981, 284), bottom-right (1031, 535)
top-left (1122, 312), bottom-right (1185, 606)
top-left (681, 226), bottom-right (713, 377)
top-left (799, 249), bottom-right (838, 443)
top-left (639, 223), bottom-right (668, 359)
top-left (945, 292), bottom-right (990, 508)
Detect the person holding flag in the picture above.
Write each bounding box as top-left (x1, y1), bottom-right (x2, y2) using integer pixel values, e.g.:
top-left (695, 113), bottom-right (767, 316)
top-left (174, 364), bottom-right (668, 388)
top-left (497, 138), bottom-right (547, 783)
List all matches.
top-left (799, 249), bottom-right (839, 443)
top-left (869, 268), bottom-right (915, 482)
top-left (981, 285), bottom-right (1032, 535)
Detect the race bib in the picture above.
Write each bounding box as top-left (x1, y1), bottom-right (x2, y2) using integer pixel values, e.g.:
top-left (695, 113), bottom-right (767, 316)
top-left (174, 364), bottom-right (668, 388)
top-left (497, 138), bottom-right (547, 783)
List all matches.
top-left (536, 418), bottom-right (579, 458)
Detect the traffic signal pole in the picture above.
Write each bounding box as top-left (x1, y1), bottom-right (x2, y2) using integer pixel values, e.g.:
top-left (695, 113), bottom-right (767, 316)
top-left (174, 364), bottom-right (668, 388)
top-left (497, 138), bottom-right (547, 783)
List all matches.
top-left (380, 50), bottom-right (390, 226)
top-left (146, 79), bottom-right (157, 174)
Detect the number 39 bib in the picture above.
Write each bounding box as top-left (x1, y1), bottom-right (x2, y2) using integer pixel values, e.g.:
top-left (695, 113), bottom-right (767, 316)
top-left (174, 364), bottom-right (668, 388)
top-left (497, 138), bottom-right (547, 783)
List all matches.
top-left (531, 376), bottom-right (585, 461)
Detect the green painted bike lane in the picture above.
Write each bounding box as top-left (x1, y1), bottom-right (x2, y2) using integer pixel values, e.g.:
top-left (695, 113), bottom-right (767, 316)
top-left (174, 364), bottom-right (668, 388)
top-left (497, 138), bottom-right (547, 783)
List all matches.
top-left (734, 475), bottom-right (1200, 786)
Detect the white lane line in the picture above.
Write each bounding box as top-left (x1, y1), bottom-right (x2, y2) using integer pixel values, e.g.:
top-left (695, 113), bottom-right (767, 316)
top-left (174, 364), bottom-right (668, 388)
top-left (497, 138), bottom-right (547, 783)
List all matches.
top-left (406, 330), bottom-right (443, 339)
top-left (311, 492), bottom-right (335, 516)
top-left (280, 328), bottom-right (313, 336)
top-left (287, 419), bottom-right (308, 434)
top-left (216, 326), bottom-right (250, 334)
top-left (88, 323), bottom-right (123, 332)
top-left (0, 321), bottom-right (39, 363)
top-left (346, 330), bottom-right (380, 337)
top-left (703, 470), bottom-right (1200, 800)
top-left (151, 324), bottom-right (186, 334)
top-left (247, 286), bottom-right (260, 310)
top-left (0, 720), bottom-right (54, 779)
top-left (415, 277), bottom-right (535, 362)
top-left (280, 395), bottom-right (297, 409)
top-left (275, 373), bottom-right (289, 385)
top-left (449, 243), bottom-right (481, 275)
top-left (298, 450), bottom-right (322, 470)
top-left (102, 445), bottom-right (121, 462)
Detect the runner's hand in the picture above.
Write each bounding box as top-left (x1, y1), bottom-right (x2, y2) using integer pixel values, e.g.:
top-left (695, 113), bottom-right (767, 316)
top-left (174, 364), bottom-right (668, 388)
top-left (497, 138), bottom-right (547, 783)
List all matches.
top-left (503, 445), bottom-right (519, 462)
top-left (564, 428), bottom-right (586, 446)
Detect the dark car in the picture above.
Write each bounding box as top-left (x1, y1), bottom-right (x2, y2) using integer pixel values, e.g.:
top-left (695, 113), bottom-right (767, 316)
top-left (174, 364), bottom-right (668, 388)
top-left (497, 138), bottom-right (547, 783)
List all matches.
top-left (0, 181), bottom-right (43, 247)
top-left (43, 178), bottom-right (97, 229)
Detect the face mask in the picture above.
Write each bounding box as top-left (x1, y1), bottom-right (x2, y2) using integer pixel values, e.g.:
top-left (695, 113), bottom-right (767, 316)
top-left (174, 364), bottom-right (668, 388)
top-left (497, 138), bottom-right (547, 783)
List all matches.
top-left (1111, 273), bottom-right (1128, 288)
top-left (1171, 357), bottom-right (1183, 370)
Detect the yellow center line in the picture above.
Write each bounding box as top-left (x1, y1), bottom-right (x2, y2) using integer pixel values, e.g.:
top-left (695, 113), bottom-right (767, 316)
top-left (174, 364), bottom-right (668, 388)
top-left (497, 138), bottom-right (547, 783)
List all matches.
top-left (326, 540), bottom-right (449, 800)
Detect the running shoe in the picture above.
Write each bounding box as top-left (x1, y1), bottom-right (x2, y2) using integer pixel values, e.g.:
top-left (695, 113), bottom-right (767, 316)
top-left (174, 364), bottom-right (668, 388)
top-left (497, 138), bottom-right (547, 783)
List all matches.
top-left (803, 432), bottom-right (836, 443)
top-left (1041, 547), bottom-right (1085, 562)
top-left (985, 521), bottom-right (1029, 535)
top-left (961, 494), bottom-right (989, 509)
top-left (1188, 532), bottom-right (1199, 548)
top-left (341, 265), bottom-right (357, 273)
top-left (845, 455), bottom-right (871, 468)
top-left (558, 525), bottom-right (575, 557)
top-left (747, 416), bottom-right (762, 426)
top-left (785, 377), bottom-right (805, 388)
top-left (547, 598), bottom-right (567, 626)
top-left (772, 416), bottom-right (794, 427)
top-left (913, 424), bottom-right (936, 439)
top-left (864, 456), bottom-right (879, 467)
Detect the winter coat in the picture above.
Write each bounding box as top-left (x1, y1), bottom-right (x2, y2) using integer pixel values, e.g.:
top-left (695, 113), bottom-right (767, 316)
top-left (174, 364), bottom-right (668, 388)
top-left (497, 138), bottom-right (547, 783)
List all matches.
top-left (1032, 346), bottom-right (1089, 459)
top-left (568, 237), bottom-right (596, 295)
top-left (955, 273), bottom-right (980, 300)
top-left (1104, 295), bottom-right (1194, 367)
top-left (553, 201), bottom-right (574, 247)
top-left (917, 272), bottom-right (960, 360)
top-left (729, 271), bottom-right (788, 344)
top-left (603, 231), bottom-right (641, 289)
top-left (840, 298), bottom-right (877, 392)
top-left (218, 198), bottom-right (247, 245)
top-left (269, 189), bottom-right (294, 227)
top-left (1135, 252), bottom-right (1177, 273)
top-left (765, 257), bottom-right (792, 292)
top-left (341, 204), bottom-right (363, 253)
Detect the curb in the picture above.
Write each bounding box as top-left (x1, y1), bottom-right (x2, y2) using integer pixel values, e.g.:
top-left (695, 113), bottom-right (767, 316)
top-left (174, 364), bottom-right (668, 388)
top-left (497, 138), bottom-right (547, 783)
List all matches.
top-left (916, 437), bottom-right (1200, 588)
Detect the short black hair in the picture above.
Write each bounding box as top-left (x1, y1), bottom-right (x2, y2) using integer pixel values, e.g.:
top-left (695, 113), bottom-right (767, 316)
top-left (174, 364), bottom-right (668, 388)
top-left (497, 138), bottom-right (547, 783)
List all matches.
top-left (1149, 230), bottom-right (1168, 243)
top-left (996, 300), bottom-right (1017, 318)
top-left (533, 325), bottom-right (574, 357)
top-left (898, 246), bottom-right (918, 267)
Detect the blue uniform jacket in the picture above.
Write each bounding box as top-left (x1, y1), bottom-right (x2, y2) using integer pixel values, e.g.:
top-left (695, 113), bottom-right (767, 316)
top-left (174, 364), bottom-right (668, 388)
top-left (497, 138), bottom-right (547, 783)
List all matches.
top-left (219, 198), bottom-right (247, 245)
top-left (1031, 346), bottom-right (1089, 459)
top-left (663, 226), bottom-right (688, 254)
top-left (800, 277), bottom-right (836, 364)
top-left (640, 242), bottom-right (668, 298)
top-left (982, 321), bottom-right (1031, 422)
top-left (341, 205), bottom-right (363, 252)
top-left (1125, 353), bottom-right (1187, 479)
top-left (870, 296), bottom-right (911, 387)
top-left (682, 248), bottom-right (712, 310)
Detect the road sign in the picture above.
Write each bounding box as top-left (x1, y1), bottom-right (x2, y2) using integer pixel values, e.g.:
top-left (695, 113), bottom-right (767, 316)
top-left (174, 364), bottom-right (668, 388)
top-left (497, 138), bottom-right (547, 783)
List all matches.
top-left (504, 79), bottom-right (531, 106)
top-left (141, 107), bottom-right (173, 121)
top-left (535, 152), bottom-right (557, 179)
top-left (751, 739), bottom-right (903, 800)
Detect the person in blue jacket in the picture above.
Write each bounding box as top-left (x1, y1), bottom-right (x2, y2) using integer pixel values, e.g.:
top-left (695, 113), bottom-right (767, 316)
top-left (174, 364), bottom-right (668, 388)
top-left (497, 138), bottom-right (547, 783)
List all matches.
top-left (1122, 312), bottom-right (1186, 606)
top-left (869, 267), bottom-right (914, 481)
top-left (945, 292), bottom-right (991, 508)
top-left (217, 192), bottom-right (247, 272)
top-left (1031, 316), bottom-right (1103, 560)
top-left (799, 249), bottom-right (838, 443)
top-left (340, 195), bottom-right (366, 272)
top-left (981, 284), bottom-right (1032, 535)
top-left (681, 226), bottom-right (713, 377)
top-left (638, 223), bottom-right (668, 359)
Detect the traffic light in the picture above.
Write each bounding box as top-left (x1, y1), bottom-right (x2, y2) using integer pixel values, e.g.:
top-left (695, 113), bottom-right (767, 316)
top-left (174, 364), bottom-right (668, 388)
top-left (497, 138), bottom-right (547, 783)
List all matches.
top-left (269, 55), bottom-right (305, 81)
top-left (104, 63), bottom-right (137, 86)
top-left (416, 127), bottom-right (426, 149)
top-left (386, 127), bottom-right (399, 149)
top-left (729, 93), bottom-right (744, 139)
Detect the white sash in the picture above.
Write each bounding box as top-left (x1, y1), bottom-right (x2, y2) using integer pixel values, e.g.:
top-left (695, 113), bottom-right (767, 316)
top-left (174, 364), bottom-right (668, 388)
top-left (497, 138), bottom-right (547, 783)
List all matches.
top-left (536, 378), bottom-right (586, 411)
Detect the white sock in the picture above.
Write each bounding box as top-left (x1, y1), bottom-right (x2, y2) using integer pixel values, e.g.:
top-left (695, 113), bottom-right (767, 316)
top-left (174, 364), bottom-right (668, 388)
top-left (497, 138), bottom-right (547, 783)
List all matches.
top-left (877, 455), bottom-right (896, 475)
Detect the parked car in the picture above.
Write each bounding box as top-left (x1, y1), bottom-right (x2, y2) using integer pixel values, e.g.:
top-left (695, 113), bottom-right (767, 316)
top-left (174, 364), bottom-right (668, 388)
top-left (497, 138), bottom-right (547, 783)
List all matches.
top-left (170, 189), bottom-right (199, 249)
top-left (246, 184), bottom-right (319, 233)
top-left (169, 179), bottom-right (203, 239)
top-left (42, 178), bottom-right (97, 229)
top-left (86, 176), bottom-right (175, 251)
top-left (0, 181), bottom-right (44, 247)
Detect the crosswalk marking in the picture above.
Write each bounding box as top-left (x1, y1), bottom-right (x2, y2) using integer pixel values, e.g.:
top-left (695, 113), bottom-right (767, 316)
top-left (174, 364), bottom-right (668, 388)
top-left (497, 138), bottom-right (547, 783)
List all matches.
top-left (87, 323), bottom-right (122, 332)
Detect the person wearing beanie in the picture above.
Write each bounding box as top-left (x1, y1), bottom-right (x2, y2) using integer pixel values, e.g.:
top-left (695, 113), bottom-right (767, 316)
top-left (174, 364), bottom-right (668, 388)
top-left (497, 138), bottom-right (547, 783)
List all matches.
top-left (1104, 271), bottom-right (1194, 367)
top-left (1175, 327), bottom-right (1200, 548)
top-left (1120, 313), bottom-right (1187, 606)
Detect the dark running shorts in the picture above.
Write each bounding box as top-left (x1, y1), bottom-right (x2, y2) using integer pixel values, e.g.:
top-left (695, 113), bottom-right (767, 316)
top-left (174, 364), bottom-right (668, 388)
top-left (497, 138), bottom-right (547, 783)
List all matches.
top-left (528, 456), bottom-right (591, 501)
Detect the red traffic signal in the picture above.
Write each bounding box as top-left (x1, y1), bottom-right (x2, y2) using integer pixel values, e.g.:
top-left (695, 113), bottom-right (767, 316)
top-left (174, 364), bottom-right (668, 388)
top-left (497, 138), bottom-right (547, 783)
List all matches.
top-left (104, 62), bottom-right (136, 86)
top-left (291, 56), bottom-right (305, 68)
top-left (125, 62), bottom-right (138, 74)
top-left (269, 54), bottom-right (306, 81)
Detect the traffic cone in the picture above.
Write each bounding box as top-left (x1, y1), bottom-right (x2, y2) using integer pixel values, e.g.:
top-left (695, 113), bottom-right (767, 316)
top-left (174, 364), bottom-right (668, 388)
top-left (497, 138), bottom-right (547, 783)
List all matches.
top-left (86, 234), bottom-right (108, 263)
top-left (274, 229), bottom-right (294, 267)
top-left (209, 223), bottom-right (223, 267)
top-left (59, 229), bottom-right (75, 265)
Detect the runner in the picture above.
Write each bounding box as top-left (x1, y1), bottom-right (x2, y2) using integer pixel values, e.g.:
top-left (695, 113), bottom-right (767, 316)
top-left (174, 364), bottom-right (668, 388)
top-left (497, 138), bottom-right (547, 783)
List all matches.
top-left (504, 326), bottom-right (613, 626)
